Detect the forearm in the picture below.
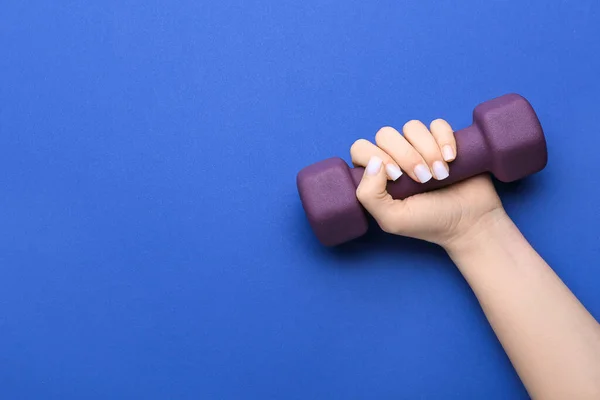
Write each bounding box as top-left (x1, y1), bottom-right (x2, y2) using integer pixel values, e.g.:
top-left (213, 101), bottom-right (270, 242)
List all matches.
top-left (446, 211), bottom-right (600, 400)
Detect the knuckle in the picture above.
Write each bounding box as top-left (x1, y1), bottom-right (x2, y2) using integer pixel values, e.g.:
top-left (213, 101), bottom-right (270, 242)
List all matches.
top-left (355, 186), bottom-right (368, 202)
top-left (350, 139), bottom-right (368, 157)
top-left (430, 118), bottom-right (447, 129)
top-left (402, 119), bottom-right (423, 132)
top-left (375, 126), bottom-right (396, 144)
top-left (378, 220), bottom-right (396, 234)
top-left (430, 119), bottom-right (454, 140)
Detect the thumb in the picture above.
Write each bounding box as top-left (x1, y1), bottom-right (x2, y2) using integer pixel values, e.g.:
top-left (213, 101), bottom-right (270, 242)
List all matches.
top-left (356, 156), bottom-right (399, 231)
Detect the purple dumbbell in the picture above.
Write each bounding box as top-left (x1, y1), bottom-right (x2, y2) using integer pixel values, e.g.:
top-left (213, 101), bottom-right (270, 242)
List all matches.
top-left (297, 93), bottom-right (548, 246)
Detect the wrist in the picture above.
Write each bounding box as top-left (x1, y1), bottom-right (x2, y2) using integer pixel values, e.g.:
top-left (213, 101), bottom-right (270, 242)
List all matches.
top-left (442, 208), bottom-right (515, 257)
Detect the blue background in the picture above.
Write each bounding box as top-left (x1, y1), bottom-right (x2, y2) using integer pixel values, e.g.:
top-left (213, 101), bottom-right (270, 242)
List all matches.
top-left (1, 0), bottom-right (599, 398)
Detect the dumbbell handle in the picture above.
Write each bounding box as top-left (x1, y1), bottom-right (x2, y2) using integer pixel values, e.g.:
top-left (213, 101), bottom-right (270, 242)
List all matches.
top-left (349, 125), bottom-right (488, 198)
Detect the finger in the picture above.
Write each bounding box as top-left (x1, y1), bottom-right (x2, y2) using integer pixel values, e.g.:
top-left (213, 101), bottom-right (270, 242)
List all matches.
top-left (374, 126), bottom-right (432, 183)
top-left (430, 119), bottom-right (456, 162)
top-left (355, 156), bottom-right (401, 233)
top-left (402, 120), bottom-right (449, 181)
top-left (350, 139), bottom-right (403, 181)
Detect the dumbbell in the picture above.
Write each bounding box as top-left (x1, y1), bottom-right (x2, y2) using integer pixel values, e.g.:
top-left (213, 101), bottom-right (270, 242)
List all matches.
top-left (297, 93), bottom-right (548, 246)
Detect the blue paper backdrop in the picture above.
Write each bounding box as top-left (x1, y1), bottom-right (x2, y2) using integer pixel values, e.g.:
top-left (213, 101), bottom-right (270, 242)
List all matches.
top-left (1, 0), bottom-right (599, 398)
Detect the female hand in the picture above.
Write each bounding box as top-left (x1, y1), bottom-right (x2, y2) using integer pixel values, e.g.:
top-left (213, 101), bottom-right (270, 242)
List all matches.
top-left (351, 119), bottom-right (504, 248)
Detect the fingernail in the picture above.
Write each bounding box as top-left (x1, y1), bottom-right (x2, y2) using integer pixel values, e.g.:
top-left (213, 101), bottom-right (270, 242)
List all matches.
top-left (433, 161), bottom-right (449, 180)
top-left (414, 164), bottom-right (432, 183)
top-left (442, 145), bottom-right (455, 161)
top-left (385, 164), bottom-right (403, 181)
top-left (366, 156), bottom-right (383, 176)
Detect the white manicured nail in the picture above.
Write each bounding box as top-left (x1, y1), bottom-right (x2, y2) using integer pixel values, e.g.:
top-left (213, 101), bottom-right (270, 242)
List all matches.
top-left (385, 164), bottom-right (403, 181)
top-left (414, 164), bottom-right (432, 183)
top-left (366, 156), bottom-right (383, 176)
top-left (433, 161), bottom-right (449, 180)
top-left (442, 145), bottom-right (455, 161)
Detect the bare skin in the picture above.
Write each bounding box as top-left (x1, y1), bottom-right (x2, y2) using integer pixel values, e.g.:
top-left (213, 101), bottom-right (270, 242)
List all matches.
top-left (351, 120), bottom-right (600, 399)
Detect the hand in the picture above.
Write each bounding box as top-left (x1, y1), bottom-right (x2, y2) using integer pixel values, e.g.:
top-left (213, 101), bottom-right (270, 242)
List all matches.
top-left (351, 119), bottom-right (504, 248)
